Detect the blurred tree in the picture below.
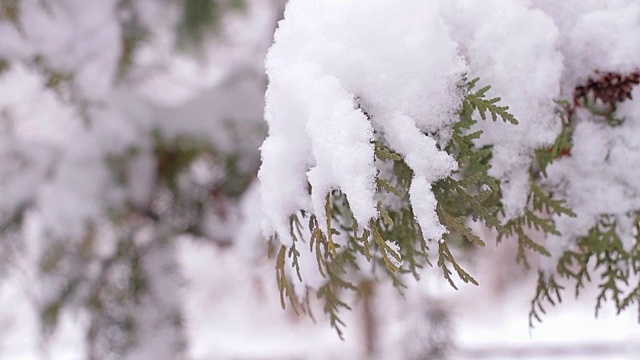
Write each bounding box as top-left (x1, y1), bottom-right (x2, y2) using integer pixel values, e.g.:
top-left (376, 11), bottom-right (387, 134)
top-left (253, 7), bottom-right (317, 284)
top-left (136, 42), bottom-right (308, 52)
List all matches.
top-left (0, 0), bottom-right (279, 358)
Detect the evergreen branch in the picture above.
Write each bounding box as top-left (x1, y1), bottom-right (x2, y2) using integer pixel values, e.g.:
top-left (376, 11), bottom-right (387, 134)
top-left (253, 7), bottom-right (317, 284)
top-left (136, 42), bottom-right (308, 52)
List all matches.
top-left (456, 169), bottom-right (485, 189)
top-left (437, 205), bottom-right (486, 247)
top-left (289, 244), bottom-right (303, 282)
top-left (370, 220), bottom-right (401, 273)
top-left (465, 79), bottom-right (518, 124)
top-left (501, 218), bottom-right (551, 269)
top-left (523, 209), bottom-right (561, 235)
top-left (275, 245), bottom-right (300, 314)
top-left (374, 142), bottom-right (402, 161)
top-left (448, 178), bottom-right (505, 233)
top-left (529, 272), bottom-right (564, 328)
top-left (359, 227), bottom-right (372, 261)
top-left (378, 201), bottom-right (394, 227)
top-left (531, 182), bottom-right (576, 217)
top-left (273, 77), bottom-right (581, 337)
top-left (437, 241), bottom-right (479, 290)
top-left (376, 177), bottom-right (403, 196)
top-left (317, 282), bottom-right (350, 340)
top-left (534, 120), bottom-right (573, 176)
top-left (290, 214), bottom-right (305, 243)
top-left (310, 223), bottom-right (327, 278)
top-left (325, 195), bottom-right (339, 258)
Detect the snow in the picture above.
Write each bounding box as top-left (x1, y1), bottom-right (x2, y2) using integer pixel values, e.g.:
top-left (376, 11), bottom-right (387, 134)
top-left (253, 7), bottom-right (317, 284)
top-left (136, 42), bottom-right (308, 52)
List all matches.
top-left (537, 85), bottom-right (640, 266)
top-left (261, 0), bottom-right (467, 246)
top-left (176, 238), bottom-right (360, 360)
top-left (443, 0), bottom-right (564, 217)
top-left (384, 240), bottom-right (403, 269)
top-left (529, 0), bottom-right (640, 258)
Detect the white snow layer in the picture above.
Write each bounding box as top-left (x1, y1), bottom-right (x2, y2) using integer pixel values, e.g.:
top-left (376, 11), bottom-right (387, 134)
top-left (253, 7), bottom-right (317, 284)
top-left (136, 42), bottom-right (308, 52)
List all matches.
top-left (442, 0), bottom-right (564, 217)
top-left (260, 0), bottom-right (467, 244)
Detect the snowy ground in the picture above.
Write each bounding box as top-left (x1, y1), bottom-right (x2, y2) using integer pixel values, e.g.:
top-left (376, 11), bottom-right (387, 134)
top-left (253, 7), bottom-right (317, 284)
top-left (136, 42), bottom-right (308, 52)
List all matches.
top-left (454, 257), bottom-right (640, 360)
top-left (2, 238), bottom-right (640, 359)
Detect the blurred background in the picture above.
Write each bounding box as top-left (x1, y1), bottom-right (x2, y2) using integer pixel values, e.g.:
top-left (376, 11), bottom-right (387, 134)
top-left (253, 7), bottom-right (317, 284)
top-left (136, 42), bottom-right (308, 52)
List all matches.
top-left (0, 1), bottom-right (639, 359)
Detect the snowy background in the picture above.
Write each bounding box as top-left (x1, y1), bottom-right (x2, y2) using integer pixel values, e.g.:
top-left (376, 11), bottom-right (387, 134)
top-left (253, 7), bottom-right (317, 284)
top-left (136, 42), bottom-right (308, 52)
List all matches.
top-left (0, 0), bottom-right (639, 359)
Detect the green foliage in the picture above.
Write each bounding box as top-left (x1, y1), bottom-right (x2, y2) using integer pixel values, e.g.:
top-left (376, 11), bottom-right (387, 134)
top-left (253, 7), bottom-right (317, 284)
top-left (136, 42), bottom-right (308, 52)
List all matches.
top-left (0, 1), bottom-right (254, 356)
top-left (176, 0), bottom-right (246, 50)
top-left (0, 57), bottom-right (8, 75)
top-left (0, 0), bottom-right (21, 29)
top-left (527, 73), bottom-right (640, 327)
top-left (437, 241), bottom-right (478, 290)
top-left (1, 131), bottom-right (260, 356)
top-left (177, 0), bottom-right (221, 48)
top-left (152, 131), bottom-right (257, 198)
top-left (38, 226), bottom-right (152, 353)
top-left (499, 182), bottom-right (575, 268)
top-left (534, 101), bottom-right (574, 176)
top-left (116, 0), bottom-right (150, 81)
top-left (463, 78), bottom-right (518, 125)
top-left (531, 214), bottom-right (640, 327)
top-left (274, 194), bottom-right (362, 339)
top-left (275, 245), bottom-right (301, 313)
top-left (272, 77), bottom-right (574, 337)
top-left (529, 271), bottom-right (564, 328)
